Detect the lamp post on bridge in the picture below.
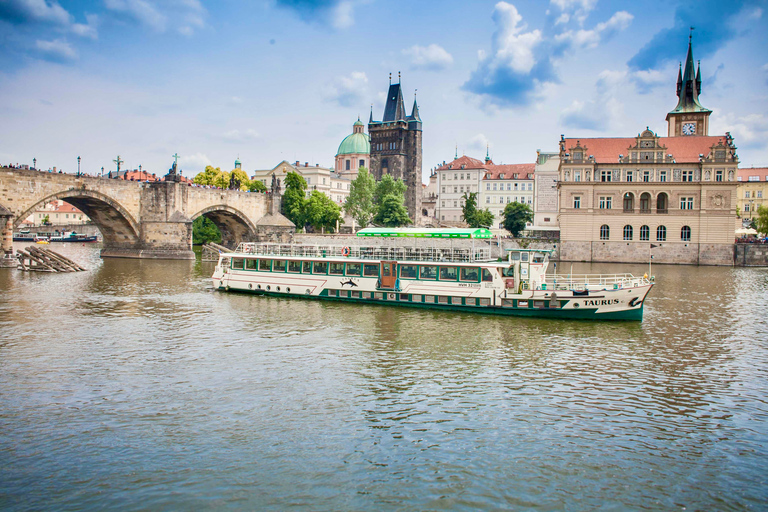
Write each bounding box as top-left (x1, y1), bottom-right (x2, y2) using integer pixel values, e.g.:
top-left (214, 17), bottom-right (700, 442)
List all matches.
top-left (33, 157), bottom-right (36, 170)
top-left (77, 156), bottom-right (81, 177)
top-left (101, 166), bottom-right (104, 178)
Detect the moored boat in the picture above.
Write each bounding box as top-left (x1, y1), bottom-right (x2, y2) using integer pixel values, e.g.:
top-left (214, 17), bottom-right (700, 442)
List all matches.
top-left (211, 228), bottom-right (654, 321)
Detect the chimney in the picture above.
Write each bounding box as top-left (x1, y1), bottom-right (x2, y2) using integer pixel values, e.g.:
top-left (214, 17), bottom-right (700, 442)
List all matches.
top-left (295, 161), bottom-right (300, 166)
top-left (305, 162), bottom-right (308, 167)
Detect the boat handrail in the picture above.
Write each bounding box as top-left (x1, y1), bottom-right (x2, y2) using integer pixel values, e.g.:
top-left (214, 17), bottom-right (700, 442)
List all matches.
top-left (544, 273), bottom-right (651, 289)
top-left (232, 242), bottom-right (493, 263)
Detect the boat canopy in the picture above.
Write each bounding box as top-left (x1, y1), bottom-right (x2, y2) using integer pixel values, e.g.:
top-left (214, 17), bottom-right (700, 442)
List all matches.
top-left (356, 227), bottom-right (493, 239)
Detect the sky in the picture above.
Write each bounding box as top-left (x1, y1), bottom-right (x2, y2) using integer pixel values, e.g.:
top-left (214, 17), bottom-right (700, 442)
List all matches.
top-left (1, 0), bottom-right (767, 182)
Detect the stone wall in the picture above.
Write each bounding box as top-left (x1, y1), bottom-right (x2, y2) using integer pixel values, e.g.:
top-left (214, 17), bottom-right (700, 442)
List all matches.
top-left (734, 244), bottom-right (768, 267)
top-left (561, 240), bottom-right (733, 265)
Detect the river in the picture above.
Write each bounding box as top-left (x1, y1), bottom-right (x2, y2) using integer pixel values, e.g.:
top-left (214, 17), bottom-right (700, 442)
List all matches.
top-left (1, 244), bottom-right (767, 511)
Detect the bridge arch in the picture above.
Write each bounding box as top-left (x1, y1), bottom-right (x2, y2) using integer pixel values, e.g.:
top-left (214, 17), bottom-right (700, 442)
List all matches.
top-left (191, 205), bottom-right (258, 248)
top-left (14, 189), bottom-right (141, 247)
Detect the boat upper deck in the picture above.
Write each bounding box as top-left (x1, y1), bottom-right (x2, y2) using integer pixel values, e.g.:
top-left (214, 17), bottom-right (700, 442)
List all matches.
top-left (232, 242), bottom-right (494, 263)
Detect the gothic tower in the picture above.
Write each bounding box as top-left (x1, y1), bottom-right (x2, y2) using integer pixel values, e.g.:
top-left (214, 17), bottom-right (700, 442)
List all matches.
top-left (666, 33), bottom-right (712, 137)
top-left (368, 75), bottom-right (423, 222)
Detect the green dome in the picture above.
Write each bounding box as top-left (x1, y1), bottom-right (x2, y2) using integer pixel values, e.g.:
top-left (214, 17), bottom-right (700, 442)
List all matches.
top-left (337, 132), bottom-right (370, 156)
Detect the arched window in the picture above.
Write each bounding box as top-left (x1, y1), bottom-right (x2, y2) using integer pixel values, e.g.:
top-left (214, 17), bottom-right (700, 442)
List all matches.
top-left (600, 224), bottom-right (610, 240)
top-left (640, 192), bottom-right (651, 212)
top-left (623, 225), bottom-right (633, 240)
top-left (640, 225), bottom-right (650, 241)
top-left (681, 225), bottom-right (691, 242)
top-left (623, 192), bottom-right (634, 212)
top-left (656, 225), bottom-right (667, 241)
top-left (656, 193), bottom-right (668, 213)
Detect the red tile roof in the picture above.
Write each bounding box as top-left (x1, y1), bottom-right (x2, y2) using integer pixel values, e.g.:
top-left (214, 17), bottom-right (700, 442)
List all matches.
top-left (738, 167), bottom-right (768, 182)
top-left (562, 135), bottom-right (729, 164)
top-left (483, 163), bottom-right (535, 180)
top-left (436, 155), bottom-right (486, 170)
top-left (123, 170), bottom-right (161, 182)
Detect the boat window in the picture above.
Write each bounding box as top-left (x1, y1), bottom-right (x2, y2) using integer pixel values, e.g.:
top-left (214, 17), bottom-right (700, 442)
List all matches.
top-left (382, 263), bottom-right (392, 277)
top-left (460, 267), bottom-right (479, 282)
top-left (273, 260), bottom-right (286, 272)
top-left (510, 252), bottom-right (520, 261)
top-left (420, 266), bottom-right (437, 279)
top-left (245, 259), bottom-right (258, 270)
top-left (439, 266), bottom-right (457, 281)
top-left (259, 259), bottom-right (271, 271)
top-left (363, 264), bottom-right (378, 276)
top-left (221, 258), bottom-right (231, 268)
top-left (520, 252), bottom-right (529, 262)
top-left (313, 261), bottom-right (328, 274)
top-left (482, 269), bottom-right (493, 282)
top-left (329, 262), bottom-right (344, 275)
top-left (502, 265), bottom-right (514, 277)
top-left (302, 261), bottom-right (312, 273)
top-left (346, 263), bottom-right (361, 276)
top-left (400, 265), bottom-right (418, 279)
top-left (466, 297), bottom-right (477, 306)
top-left (288, 260), bottom-right (302, 273)
top-left (232, 258), bottom-right (244, 270)
top-left (438, 295), bottom-right (450, 304)
top-left (532, 252), bottom-right (545, 263)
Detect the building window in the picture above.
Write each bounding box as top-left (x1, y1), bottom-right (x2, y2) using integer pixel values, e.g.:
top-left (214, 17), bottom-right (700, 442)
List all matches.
top-left (454, 200), bottom-right (457, 208)
top-left (682, 170), bottom-right (693, 182)
top-left (659, 170), bottom-right (667, 182)
top-left (601, 170), bottom-right (612, 182)
top-left (623, 225), bottom-right (633, 240)
top-left (442, 186), bottom-right (445, 193)
top-left (657, 193), bottom-right (668, 213)
top-left (454, 174), bottom-right (458, 180)
top-left (657, 226), bottom-right (667, 241)
top-left (640, 225), bottom-right (650, 241)
top-left (382, 158), bottom-right (389, 170)
top-left (345, 160), bottom-right (350, 170)
top-left (486, 197), bottom-right (490, 204)
top-left (528, 183), bottom-right (532, 191)
top-left (486, 183), bottom-right (490, 191)
top-left (493, 183), bottom-right (497, 191)
top-left (681, 225), bottom-right (691, 242)
top-left (626, 170), bottom-right (633, 182)
top-left (623, 193), bottom-right (634, 212)
top-left (359, 159), bottom-right (365, 168)
top-left (643, 170), bottom-right (651, 182)
top-left (599, 196), bottom-right (612, 209)
top-left (640, 193), bottom-right (651, 213)
top-left (746, 190), bottom-right (751, 199)
top-left (680, 197), bottom-right (694, 210)
top-left (759, 191), bottom-right (763, 198)
top-left (600, 224), bottom-right (610, 240)
top-left (454, 186), bottom-right (458, 193)
top-left (574, 171), bottom-right (581, 182)
top-left (716, 170), bottom-right (723, 182)
top-left (441, 201), bottom-right (445, 207)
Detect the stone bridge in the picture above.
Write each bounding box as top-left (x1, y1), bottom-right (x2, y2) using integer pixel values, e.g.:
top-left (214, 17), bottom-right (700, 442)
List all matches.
top-left (0, 167), bottom-right (282, 261)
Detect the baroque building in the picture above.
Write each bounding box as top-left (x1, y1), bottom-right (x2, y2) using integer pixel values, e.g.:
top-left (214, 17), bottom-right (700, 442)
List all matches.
top-left (335, 118), bottom-right (370, 180)
top-left (737, 167), bottom-right (768, 226)
top-left (558, 38), bottom-right (739, 265)
top-left (368, 76), bottom-right (423, 222)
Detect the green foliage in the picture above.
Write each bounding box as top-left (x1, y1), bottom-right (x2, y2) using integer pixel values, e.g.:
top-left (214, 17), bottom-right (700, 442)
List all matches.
top-left (248, 179), bottom-right (267, 193)
top-left (374, 174), bottom-right (407, 205)
top-left (373, 194), bottom-right (411, 227)
top-left (756, 204), bottom-right (768, 235)
top-left (305, 190), bottom-right (343, 232)
top-left (461, 191), bottom-right (495, 228)
top-left (344, 167), bottom-right (377, 228)
top-left (192, 216), bottom-right (221, 245)
top-left (229, 168), bottom-right (251, 191)
top-left (282, 171), bottom-right (309, 229)
top-left (193, 165), bottom-right (223, 187)
top-left (502, 201), bottom-right (533, 237)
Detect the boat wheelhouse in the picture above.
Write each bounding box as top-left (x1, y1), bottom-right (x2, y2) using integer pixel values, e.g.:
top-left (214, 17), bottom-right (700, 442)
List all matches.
top-left (211, 228), bottom-right (653, 321)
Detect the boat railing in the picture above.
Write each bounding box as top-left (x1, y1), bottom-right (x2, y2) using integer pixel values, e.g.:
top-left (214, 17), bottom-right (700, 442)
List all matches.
top-left (233, 242), bottom-right (492, 263)
top-left (543, 273), bottom-right (651, 290)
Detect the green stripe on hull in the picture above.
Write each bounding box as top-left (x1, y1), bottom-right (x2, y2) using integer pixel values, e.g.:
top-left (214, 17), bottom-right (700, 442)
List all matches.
top-left (218, 287), bottom-right (644, 321)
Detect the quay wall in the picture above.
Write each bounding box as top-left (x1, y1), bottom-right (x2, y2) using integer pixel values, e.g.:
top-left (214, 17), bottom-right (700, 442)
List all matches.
top-left (734, 244), bottom-right (768, 267)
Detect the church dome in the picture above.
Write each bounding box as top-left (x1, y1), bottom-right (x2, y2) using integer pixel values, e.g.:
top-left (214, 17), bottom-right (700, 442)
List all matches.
top-left (337, 132), bottom-right (370, 156)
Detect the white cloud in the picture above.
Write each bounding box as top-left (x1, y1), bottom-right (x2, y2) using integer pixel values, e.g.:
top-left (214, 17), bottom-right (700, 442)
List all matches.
top-left (631, 68), bottom-right (666, 93)
top-left (555, 11), bottom-right (632, 50)
top-left (35, 39), bottom-right (78, 61)
top-left (222, 129), bottom-right (260, 143)
top-left (71, 14), bottom-right (99, 39)
top-left (180, 152), bottom-right (211, 171)
top-left (323, 71), bottom-right (369, 108)
top-left (103, 0), bottom-right (206, 34)
top-left (0, 0), bottom-right (71, 25)
top-left (466, 134), bottom-right (491, 155)
top-left (560, 70), bottom-right (627, 130)
top-left (403, 44), bottom-right (454, 71)
top-left (712, 112), bottom-right (768, 152)
top-left (549, 0), bottom-right (597, 26)
top-left (331, 1), bottom-right (354, 29)
top-left (492, 2), bottom-right (542, 74)
top-left (104, 0), bottom-right (167, 32)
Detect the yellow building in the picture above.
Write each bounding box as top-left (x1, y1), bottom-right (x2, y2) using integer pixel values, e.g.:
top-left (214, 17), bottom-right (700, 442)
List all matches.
top-left (558, 38), bottom-right (739, 265)
top-left (737, 168), bottom-right (768, 226)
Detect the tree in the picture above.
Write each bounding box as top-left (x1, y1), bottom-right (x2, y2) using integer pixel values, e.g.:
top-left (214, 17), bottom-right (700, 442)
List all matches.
top-left (248, 179), bottom-right (267, 193)
top-left (344, 167), bottom-right (376, 228)
top-left (192, 216), bottom-right (222, 245)
top-left (282, 171), bottom-right (308, 229)
top-left (374, 174), bottom-right (407, 205)
top-left (461, 191), bottom-right (495, 228)
top-left (305, 190), bottom-right (343, 233)
top-left (373, 194), bottom-right (411, 227)
top-left (756, 204), bottom-right (768, 235)
top-left (228, 168), bottom-right (252, 191)
top-left (193, 165), bottom-right (223, 187)
top-left (502, 201), bottom-right (533, 237)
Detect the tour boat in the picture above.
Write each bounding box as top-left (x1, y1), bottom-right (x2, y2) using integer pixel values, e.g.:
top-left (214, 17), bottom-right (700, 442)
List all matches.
top-left (49, 231), bottom-right (99, 243)
top-left (211, 228), bottom-right (653, 321)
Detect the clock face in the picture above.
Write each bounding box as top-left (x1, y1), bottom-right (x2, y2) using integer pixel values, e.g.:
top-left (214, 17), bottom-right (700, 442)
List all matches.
top-left (682, 122), bottom-right (696, 135)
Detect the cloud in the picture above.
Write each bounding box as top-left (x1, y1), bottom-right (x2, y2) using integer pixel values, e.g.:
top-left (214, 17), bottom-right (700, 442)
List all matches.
top-left (466, 134), bottom-right (491, 155)
top-left (560, 70), bottom-right (626, 130)
top-left (35, 39), bottom-right (78, 61)
top-left (555, 10), bottom-right (632, 50)
top-left (463, 2), bottom-right (555, 107)
top-left (275, 0), bottom-right (360, 30)
top-left (403, 44), bottom-right (454, 71)
top-left (104, 0), bottom-right (167, 32)
top-left (179, 152), bottom-right (211, 171)
top-left (0, 0), bottom-right (71, 26)
top-left (222, 129), bottom-right (260, 143)
top-left (71, 14), bottom-right (99, 39)
top-left (712, 112), bottom-right (768, 152)
top-left (549, 0), bottom-right (597, 26)
top-left (628, 0), bottom-right (751, 71)
top-left (323, 71), bottom-right (368, 107)
top-left (103, 0), bottom-right (206, 35)
top-left (630, 69), bottom-right (666, 94)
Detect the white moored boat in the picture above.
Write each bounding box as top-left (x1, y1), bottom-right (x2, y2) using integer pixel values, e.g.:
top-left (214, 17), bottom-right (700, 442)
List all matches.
top-left (211, 228), bottom-right (654, 321)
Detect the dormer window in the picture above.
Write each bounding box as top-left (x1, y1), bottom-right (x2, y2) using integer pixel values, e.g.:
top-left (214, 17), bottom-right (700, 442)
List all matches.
top-left (499, 173), bottom-right (505, 179)
top-left (513, 173), bottom-right (519, 179)
top-left (573, 151), bottom-right (583, 161)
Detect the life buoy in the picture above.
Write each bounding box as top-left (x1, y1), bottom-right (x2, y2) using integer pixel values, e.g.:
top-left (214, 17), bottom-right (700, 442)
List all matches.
top-left (341, 246), bottom-right (350, 257)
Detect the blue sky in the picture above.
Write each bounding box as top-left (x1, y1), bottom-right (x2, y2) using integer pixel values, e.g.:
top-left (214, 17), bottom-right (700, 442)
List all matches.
top-left (1, 0), bottom-right (766, 181)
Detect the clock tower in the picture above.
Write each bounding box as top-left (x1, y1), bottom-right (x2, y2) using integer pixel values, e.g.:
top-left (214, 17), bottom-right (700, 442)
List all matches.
top-left (666, 33), bottom-right (711, 137)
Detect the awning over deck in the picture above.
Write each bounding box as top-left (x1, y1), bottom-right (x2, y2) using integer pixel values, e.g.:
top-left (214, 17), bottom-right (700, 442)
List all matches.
top-left (356, 227), bottom-right (493, 239)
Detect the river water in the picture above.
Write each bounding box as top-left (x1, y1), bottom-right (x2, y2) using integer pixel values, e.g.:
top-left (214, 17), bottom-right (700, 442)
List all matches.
top-left (1, 244), bottom-right (767, 511)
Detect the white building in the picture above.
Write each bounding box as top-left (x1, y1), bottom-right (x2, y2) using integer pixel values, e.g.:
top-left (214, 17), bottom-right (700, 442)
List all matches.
top-left (533, 151), bottom-right (560, 230)
top-left (251, 161), bottom-right (351, 205)
top-left (479, 164), bottom-right (535, 230)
